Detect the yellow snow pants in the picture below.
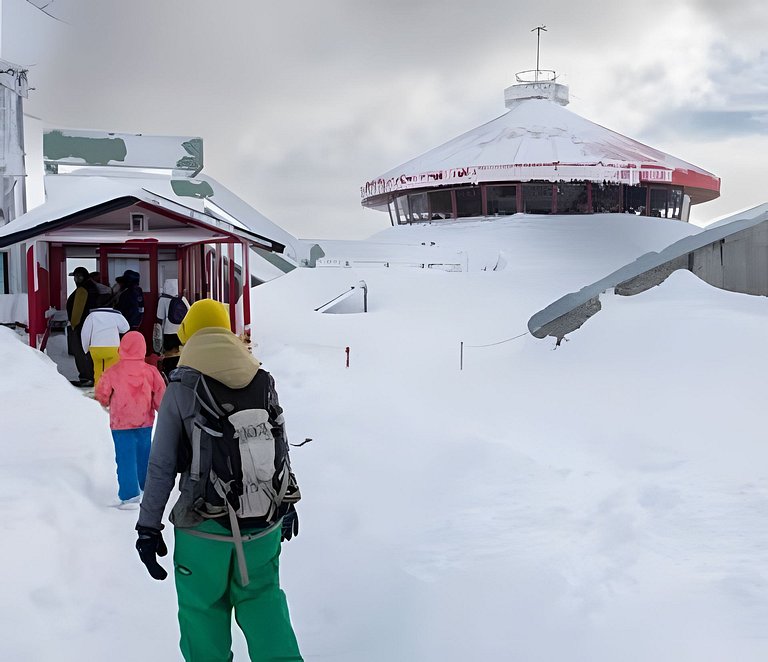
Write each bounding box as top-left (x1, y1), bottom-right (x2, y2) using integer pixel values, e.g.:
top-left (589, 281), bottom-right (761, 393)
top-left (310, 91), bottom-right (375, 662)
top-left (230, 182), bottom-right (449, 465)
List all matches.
top-left (89, 346), bottom-right (120, 385)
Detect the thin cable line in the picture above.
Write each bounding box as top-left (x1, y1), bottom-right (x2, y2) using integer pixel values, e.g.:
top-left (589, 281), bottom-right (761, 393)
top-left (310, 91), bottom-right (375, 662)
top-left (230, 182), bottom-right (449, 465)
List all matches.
top-left (464, 331), bottom-right (529, 348)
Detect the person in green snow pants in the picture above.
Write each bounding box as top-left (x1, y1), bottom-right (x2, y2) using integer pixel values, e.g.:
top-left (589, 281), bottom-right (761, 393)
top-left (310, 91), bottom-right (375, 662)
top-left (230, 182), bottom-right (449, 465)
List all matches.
top-left (175, 521), bottom-right (302, 661)
top-left (134, 300), bottom-right (304, 662)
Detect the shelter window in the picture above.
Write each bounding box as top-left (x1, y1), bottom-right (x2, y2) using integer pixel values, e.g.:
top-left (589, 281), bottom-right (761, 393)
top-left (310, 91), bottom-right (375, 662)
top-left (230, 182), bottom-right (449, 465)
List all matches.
top-left (408, 192), bottom-right (429, 221)
top-left (592, 183), bottom-right (620, 213)
top-left (623, 185), bottom-right (647, 215)
top-left (668, 187), bottom-right (683, 219)
top-left (522, 183), bottom-right (553, 214)
top-left (395, 195), bottom-right (411, 224)
top-left (130, 213), bottom-right (148, 232)
top-left (388, 201), bottom-right (398, 225)
top-left (649, 188), bottom-right (669, 218)
top-left (456, 187), bottom-right (482, 218)
top-left (649, 187), bottom-right (683, 219)
top-left (556, 183), bottom-right (588, 214)
top-left (428, 190), bottom-right (453, 220)
top-left (486, 185), bottom-right (518, 215)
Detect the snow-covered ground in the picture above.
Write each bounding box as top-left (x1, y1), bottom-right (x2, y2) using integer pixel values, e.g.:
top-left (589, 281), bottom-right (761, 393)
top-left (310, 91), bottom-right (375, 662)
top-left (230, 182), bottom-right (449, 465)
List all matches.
top-left (3, 214), bottom-right (768, 661)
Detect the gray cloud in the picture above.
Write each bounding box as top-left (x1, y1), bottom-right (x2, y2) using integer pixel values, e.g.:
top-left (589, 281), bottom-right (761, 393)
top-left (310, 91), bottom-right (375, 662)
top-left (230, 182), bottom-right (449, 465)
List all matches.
top-left (645, 110), bottom-right (768, 141)
top-left (11, 0), bottom-right (768, 236)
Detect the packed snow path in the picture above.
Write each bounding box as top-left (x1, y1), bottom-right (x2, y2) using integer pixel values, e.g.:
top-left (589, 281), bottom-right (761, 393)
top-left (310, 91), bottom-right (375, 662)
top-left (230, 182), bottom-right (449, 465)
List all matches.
top-left (2, 215), bottom-right (767, 661)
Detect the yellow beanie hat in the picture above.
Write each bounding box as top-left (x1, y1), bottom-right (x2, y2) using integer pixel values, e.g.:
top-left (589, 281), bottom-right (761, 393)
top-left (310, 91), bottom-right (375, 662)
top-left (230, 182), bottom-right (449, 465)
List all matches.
top-left (177, 299), bottom-right (231, 344)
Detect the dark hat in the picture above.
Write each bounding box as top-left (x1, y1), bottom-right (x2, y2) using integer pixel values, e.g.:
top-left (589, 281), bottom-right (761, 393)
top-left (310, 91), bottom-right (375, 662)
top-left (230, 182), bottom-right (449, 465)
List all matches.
top-left (119, 269), bottom-right (140, 284)
top-left (68, 266), bottom-right (90, 278)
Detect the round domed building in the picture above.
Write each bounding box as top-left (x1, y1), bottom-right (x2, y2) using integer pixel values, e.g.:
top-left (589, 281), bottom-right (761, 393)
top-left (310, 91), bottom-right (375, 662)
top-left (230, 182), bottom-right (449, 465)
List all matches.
top-left (362, 71), bottom-right (719, 224)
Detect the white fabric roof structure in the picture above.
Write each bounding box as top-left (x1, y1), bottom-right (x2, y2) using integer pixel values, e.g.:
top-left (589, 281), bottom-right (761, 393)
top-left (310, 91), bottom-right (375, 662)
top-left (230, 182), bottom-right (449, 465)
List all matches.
top-left (362, 96), bottom-right (720, 207)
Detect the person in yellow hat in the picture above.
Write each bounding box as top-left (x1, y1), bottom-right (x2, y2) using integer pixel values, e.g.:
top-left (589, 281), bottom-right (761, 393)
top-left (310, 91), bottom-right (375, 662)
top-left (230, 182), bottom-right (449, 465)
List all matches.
top-left (136, 299), bottom-right (303, 661)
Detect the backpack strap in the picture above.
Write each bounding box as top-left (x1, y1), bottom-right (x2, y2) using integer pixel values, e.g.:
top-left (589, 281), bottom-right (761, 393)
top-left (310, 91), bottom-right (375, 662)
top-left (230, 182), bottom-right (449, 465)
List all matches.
top-left (189, 374), bottom-right (226, 481)
top-left (194, 374), bottom-right (225, 418)
top-left (275, 462), bottom-right (291, 507)
top-left (227, 503), bottom-right (249, 585)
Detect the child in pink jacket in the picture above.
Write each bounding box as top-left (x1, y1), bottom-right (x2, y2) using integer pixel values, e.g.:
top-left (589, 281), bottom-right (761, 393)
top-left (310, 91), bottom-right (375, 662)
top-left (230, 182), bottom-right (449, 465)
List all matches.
top-left (95, 331), bottom-right (166, 507)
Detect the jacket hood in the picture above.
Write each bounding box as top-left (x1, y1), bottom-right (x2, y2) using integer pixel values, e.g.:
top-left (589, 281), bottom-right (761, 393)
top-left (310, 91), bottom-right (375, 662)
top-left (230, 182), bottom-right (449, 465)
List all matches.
top-left (119, 331), bottom-right (147, 360)
top-left (178, 327), bottom-right (260, 388)
top-left (162, 279), bottom-right (179, 297)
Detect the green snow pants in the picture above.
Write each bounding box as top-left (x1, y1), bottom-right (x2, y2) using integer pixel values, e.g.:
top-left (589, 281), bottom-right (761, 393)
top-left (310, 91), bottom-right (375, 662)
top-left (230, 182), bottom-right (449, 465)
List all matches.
top-left (174, 520), bottom-right (303, 662)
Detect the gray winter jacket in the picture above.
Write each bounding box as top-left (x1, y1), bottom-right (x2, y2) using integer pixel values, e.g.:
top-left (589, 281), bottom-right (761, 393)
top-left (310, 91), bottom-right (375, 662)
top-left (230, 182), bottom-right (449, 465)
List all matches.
top-left (137, 366), bottom-right (293, 531)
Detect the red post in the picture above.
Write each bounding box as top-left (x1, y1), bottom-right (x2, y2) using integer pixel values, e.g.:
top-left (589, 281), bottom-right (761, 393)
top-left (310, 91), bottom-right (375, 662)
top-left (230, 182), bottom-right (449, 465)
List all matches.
top-left (49, 244), bottom-right (64, 310)
top-left (345, 346), bottom-right (350, 368)
top-left (227, 241), bottom-right (236, 332)
top-left (242, 240), bottom-right (251, 334)
top-left (177, 249), bottom-right (184, 299)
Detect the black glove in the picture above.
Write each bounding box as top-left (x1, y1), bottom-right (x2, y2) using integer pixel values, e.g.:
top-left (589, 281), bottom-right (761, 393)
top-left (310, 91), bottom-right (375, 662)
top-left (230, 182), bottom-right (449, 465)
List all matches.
top-left (281, 505), bottom-right (299, 542)
top-left (136, 525), bottom-right (168, 580)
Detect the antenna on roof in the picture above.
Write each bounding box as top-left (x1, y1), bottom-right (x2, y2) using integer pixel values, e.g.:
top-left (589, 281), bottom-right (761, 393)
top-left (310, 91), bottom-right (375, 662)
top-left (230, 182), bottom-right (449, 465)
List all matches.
top-left (531, 25), bottom-right (547, 82)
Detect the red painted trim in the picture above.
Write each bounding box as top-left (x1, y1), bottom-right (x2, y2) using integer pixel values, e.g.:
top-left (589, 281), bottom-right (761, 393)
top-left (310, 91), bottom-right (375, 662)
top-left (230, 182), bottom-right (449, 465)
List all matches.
top-left (26, 245), bottom-right (36, 347)
top-left (242, 241), bottom-right (251, 331)
top-left (228, 242), bottom-right (236, 332)
top-left (26, 244), bottom-right (50, 348)
top-left (177, 248), bottom-right (184, 300)
top-left (196, 245), bottom-right (204, 300)
top-left (183, 247), bottom-right (190, 301)
top-left (49, 244), bottom-right (65, 310)
top-left (217, 247), bottom-right (224, 302)
top-left (142, 243), bottom-right (159, 347)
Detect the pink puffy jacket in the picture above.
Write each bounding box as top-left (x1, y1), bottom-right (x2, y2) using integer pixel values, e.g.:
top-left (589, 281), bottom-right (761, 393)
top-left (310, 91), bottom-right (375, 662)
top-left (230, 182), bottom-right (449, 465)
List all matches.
top-left (95, 331), bottom-right (166, 430)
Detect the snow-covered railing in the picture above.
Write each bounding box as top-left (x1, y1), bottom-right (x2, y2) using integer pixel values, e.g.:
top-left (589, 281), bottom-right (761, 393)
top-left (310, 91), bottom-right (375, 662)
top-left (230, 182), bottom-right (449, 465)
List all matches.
top-left (316, 257), bottom-right (463, 271)
top-left (0, 293), bottom-right (28, 326)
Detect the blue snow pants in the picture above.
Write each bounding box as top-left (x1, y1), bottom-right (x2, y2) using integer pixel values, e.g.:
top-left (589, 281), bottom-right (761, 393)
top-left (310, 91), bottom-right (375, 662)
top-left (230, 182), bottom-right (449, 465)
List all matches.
top-left (111, 427), bottom-right (152, 501)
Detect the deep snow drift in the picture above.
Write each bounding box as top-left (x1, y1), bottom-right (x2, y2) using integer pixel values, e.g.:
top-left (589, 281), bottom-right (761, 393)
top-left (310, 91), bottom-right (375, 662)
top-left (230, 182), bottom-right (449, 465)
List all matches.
top-left (2, 214), bottom-right (768, 661)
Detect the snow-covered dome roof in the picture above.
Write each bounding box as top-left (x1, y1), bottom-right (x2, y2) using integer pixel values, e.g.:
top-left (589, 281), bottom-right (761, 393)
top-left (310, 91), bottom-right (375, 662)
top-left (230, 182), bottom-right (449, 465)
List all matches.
top-left (361, 82), bottom-right (720, 209)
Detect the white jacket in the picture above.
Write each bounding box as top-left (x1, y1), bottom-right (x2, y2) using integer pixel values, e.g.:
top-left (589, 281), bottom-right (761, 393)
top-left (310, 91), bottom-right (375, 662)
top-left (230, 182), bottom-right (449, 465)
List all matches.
top-left (81, 308), bottom-right (130, 352)
top-left (156, 278), bottom-right (189, 334)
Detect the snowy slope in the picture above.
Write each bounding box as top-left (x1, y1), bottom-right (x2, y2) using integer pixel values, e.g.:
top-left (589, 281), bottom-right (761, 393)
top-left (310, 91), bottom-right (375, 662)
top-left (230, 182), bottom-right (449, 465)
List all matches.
top-left (3, 214), bottom-right (768, 661)
top-left (0, 329), bottom-right (181, 660)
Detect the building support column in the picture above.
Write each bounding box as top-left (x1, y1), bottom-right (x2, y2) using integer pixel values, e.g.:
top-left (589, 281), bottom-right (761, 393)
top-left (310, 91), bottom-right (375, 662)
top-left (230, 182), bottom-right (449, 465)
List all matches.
top-left (227, 241), bottom-right (236, 332)
top-left (241, 241), bottom-right (251, 334)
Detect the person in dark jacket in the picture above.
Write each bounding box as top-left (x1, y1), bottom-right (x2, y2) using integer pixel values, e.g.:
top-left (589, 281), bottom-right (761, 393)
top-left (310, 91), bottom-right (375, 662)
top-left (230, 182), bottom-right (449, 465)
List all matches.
top-left (136, 299), bottom-right (303, 661)
top-left (89, 271), bottom-right (115, 307)
top-left (114, 269), bottom-right (145, 330)
top-left (66, 266), bottom-right (100, 386)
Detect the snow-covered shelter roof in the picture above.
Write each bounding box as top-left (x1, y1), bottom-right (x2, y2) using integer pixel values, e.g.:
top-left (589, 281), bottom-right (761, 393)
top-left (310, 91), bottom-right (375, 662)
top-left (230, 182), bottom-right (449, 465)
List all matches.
top-left (0, 170), bottom-right (299, 257)
top-left (362, 92), bottom-right (720, 208)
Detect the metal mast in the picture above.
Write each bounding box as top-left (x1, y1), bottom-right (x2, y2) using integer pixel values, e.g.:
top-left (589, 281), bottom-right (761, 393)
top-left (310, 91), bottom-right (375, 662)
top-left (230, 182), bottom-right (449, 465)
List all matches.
top-left (531, 25), bottom-right (547, 82)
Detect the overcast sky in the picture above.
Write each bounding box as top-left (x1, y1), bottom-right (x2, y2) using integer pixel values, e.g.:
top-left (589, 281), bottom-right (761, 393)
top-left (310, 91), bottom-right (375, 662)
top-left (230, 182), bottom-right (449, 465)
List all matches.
top-left (4, 0), bottom-right (768, 239)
